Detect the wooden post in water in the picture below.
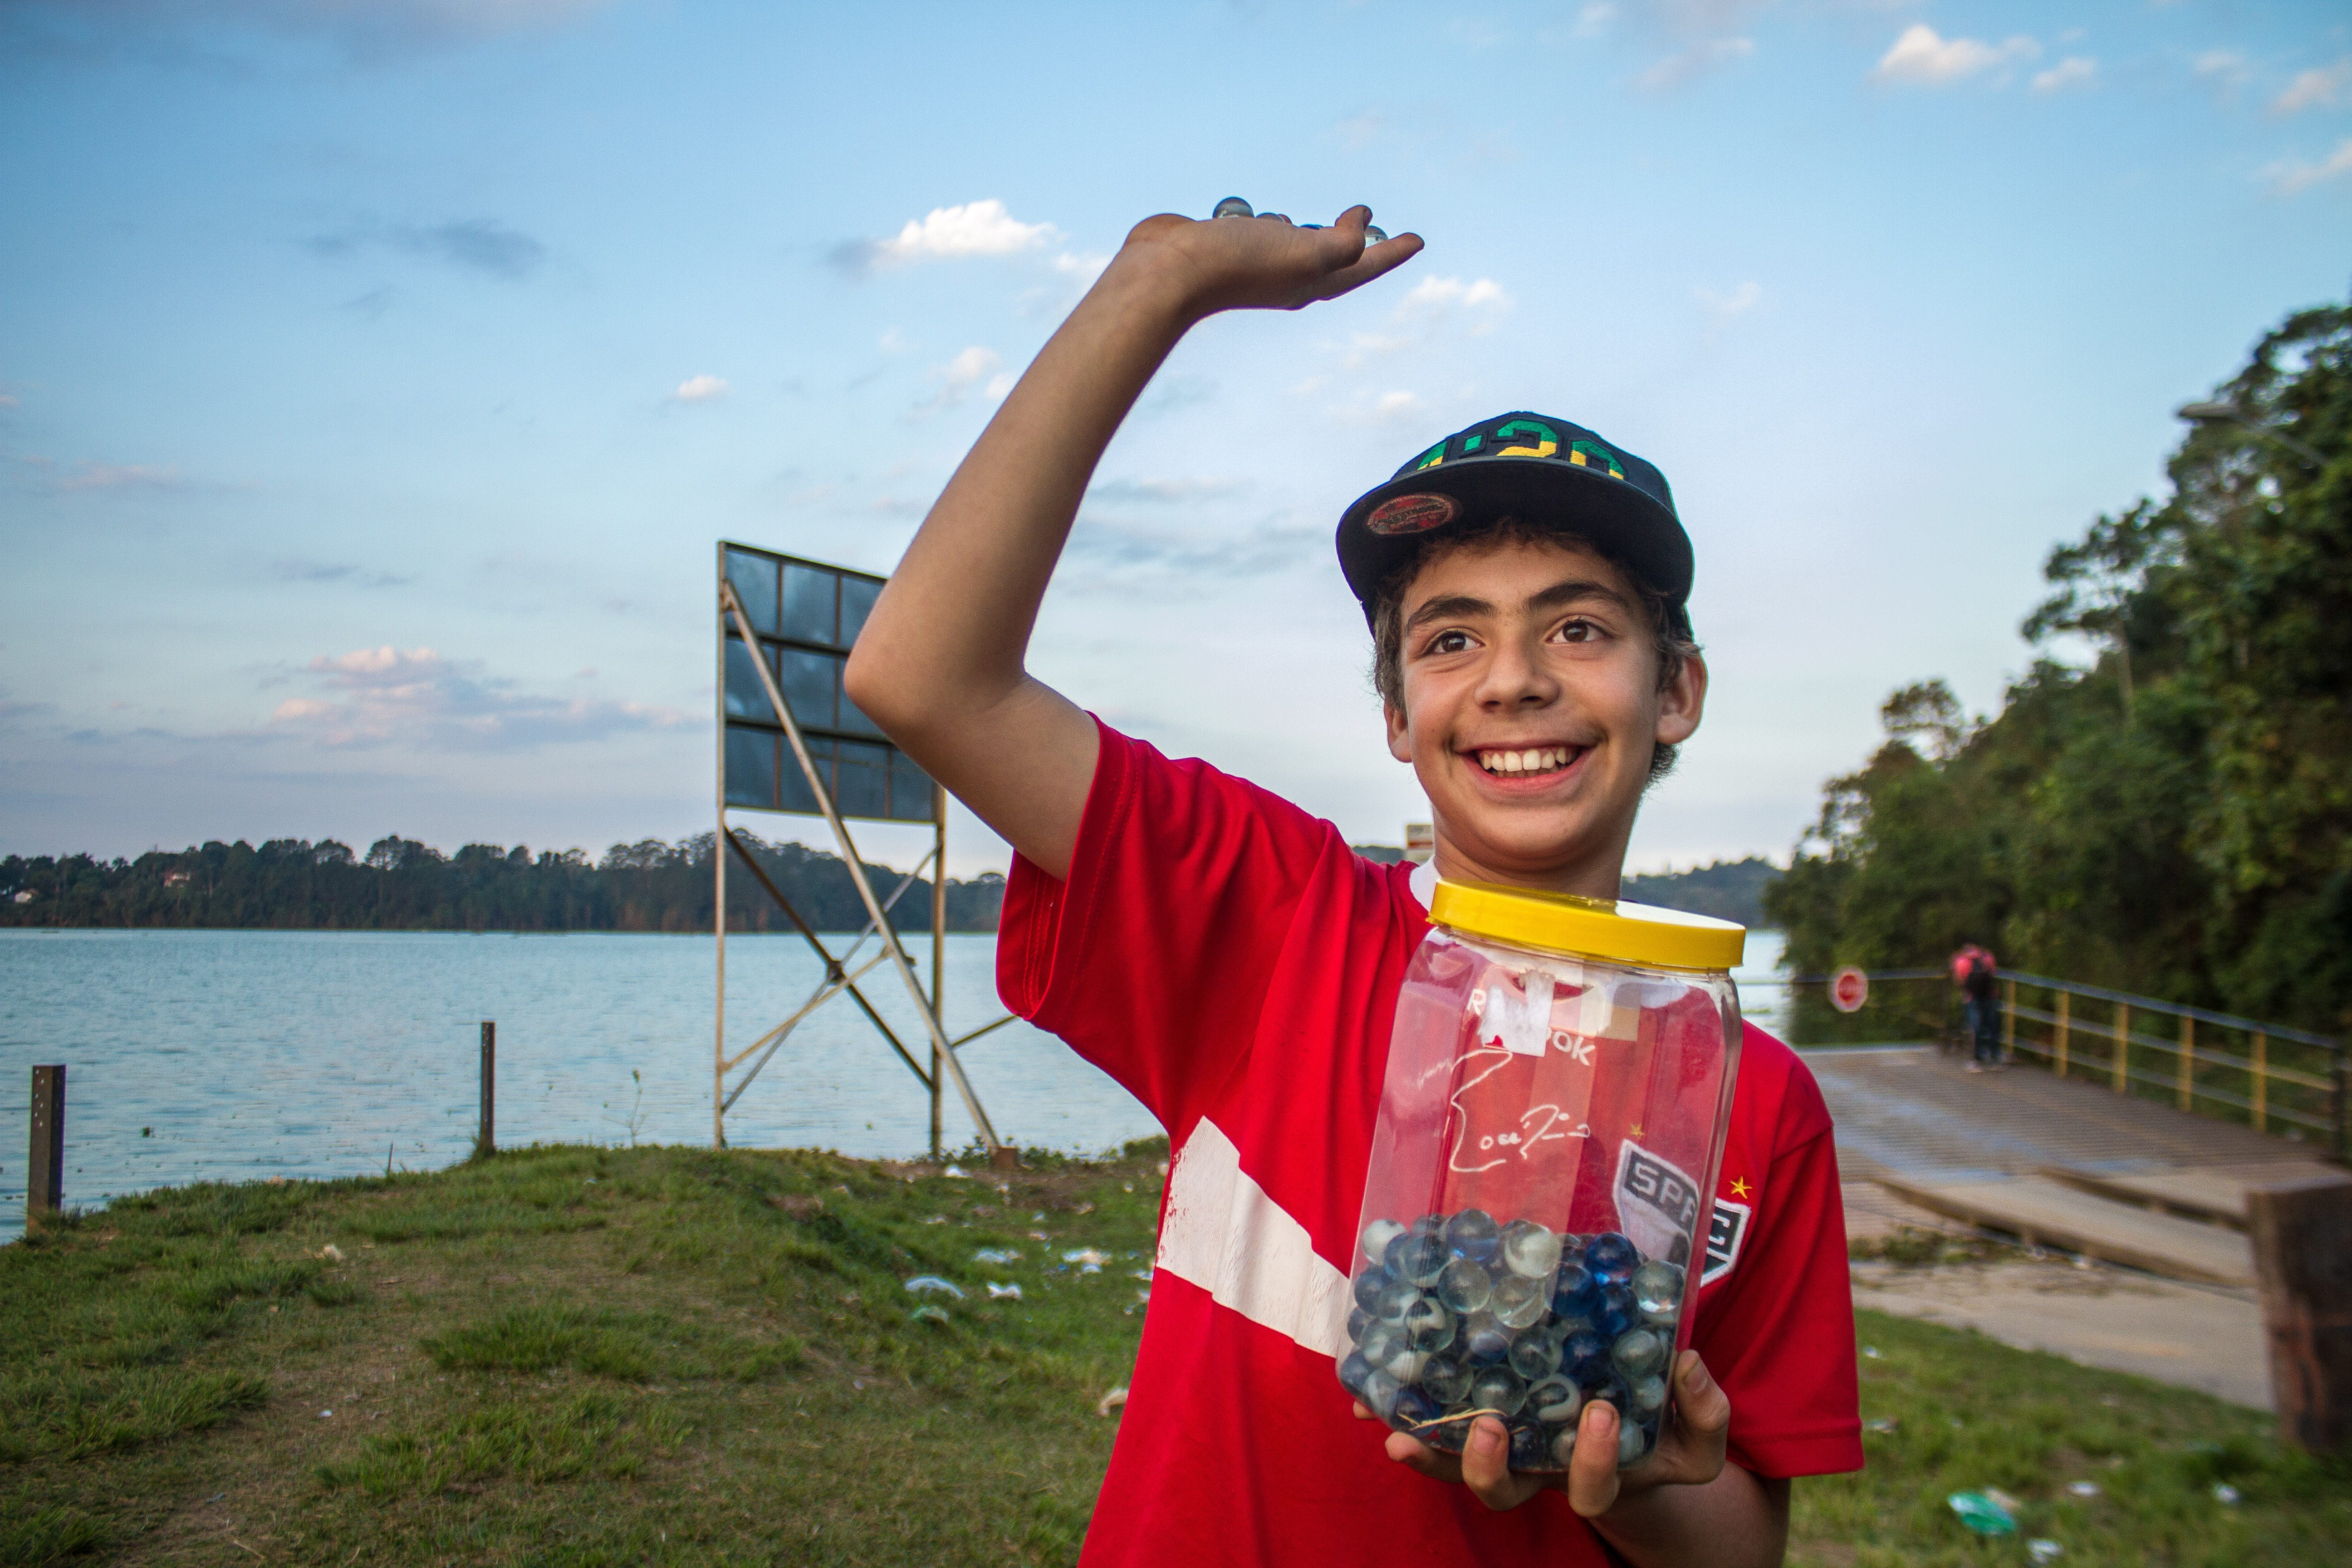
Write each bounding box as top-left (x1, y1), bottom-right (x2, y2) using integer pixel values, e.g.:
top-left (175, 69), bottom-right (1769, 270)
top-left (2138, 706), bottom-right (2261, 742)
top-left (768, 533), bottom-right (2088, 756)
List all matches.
top-left (2249, 1175), bottom-right (2352, 1453)
top-left (28, 1066), bottom-right (64, 1229)
top-left (2054, 991), bottom-right (2070, 1079)
top-left (477, 1022), bottom-right (495, 1159)
top-left (2178, 1013), bottom-right (2195, 1112)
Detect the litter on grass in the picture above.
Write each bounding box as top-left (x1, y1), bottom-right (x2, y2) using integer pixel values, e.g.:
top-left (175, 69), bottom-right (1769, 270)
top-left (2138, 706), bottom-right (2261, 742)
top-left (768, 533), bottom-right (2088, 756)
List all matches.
top-left (1097, 1387), bottom-right (1129, 1417)
top-left (987, 1282), bottom-right (1023, 1300)
top-left (2028, 1540), bottom-right (2063, 1563)
top-left (318, 1244), bottom-right (344, 1263)
top-left (2213, 1484), bottom-right (2240, 1505)
top-left (2066, 1481), bottom-right (2100, 1498)
top-left (1865, 1417), bottom-right (1898, 1434)
top-left (942, 1166), bottom-right (970, 1179)
top-left (910, 1305), bottom-right (951, 1324)
top-left (904, 1275), bottom-right (966, 1299)
top-left (1947, 1492), bottom-right (2017, 1536)
top-left (1064, 1248), bottom-right (1111, 1272)
top-left (974, 1248), bottom-right (1023, 1265)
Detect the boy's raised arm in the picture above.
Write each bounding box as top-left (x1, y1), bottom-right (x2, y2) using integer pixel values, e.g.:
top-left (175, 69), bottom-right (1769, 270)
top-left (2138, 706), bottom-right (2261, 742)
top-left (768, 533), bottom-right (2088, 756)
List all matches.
top-left (843, 206), bottom-right (1421, 880)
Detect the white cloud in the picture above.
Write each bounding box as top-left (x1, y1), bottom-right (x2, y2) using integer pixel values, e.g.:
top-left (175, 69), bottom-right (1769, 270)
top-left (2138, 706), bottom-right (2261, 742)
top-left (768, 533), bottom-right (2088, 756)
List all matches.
top-left (1872, 24), bottom-right (2038, 86)
top-left (1088, 477), bottom-right (1247, 505)
top-left (1572, 3), bottom-right (1616, 40)
top-left (1052, 250), bottom-right (1111, 285)
top-left (847, 199), bottom-right (1055, 273)
top-left (985, 371), bottom-right (1017, 401)
top-left (1695, 281), bottom-right (1763, 319)
top-left (2195, 50), bottom-right (2249, 85)
top-left (915, 345), bottom-right (1003, 412)
top-left (1374, 390), bottom-right (1426, 421)
top-left (271, 644), bottom-right (680, 750)
top-left (2275, 59), bottom-right (2352, 116)
top-left (1639, 36), bottom-right (1755, 92)
top-left (2261, 138), bottom-right (2352, 196)
top-left (1337, 111), bottom-right (1385, 150)
top-left (2032, 57), bottom-right (2097, 95)
top-left (672, 373), bottom-right (730, 402)
top-left (1394, 275), bottom-right (1514, 319)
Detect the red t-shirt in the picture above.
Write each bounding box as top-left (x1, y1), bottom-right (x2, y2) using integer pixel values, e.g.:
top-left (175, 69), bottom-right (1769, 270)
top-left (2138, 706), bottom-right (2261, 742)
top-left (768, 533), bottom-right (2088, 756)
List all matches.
top-left (999, 725), bottom-right (1863, 1565)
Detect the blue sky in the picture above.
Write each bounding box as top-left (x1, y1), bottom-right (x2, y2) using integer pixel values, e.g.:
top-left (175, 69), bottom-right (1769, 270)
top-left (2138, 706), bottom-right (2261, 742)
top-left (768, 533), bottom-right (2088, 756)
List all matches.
top-left (3, 0), bottom-right (2348, 879)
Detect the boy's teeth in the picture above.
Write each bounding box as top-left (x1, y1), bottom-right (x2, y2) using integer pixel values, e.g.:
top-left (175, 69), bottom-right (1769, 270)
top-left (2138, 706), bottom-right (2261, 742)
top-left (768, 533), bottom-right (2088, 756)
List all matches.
top-left (1480, 746), bottom-right (1568, 774)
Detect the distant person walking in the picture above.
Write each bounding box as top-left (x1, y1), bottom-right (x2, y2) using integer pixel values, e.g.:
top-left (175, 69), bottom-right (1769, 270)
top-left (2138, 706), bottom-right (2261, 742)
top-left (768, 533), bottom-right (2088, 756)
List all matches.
top-left (1952, 943), bottom-right (2001, 1071)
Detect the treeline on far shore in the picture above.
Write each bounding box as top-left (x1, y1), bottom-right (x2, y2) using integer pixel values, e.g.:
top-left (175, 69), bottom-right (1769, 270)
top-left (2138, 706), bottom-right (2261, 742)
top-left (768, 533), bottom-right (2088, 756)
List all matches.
top-left (0, 831), bottom-right (1006, 935)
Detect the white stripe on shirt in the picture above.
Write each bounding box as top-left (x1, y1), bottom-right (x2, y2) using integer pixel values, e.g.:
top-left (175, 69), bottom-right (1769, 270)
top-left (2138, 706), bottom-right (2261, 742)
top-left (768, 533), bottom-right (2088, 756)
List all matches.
top-left (1156, 1117), bottom-right (1353, 1361)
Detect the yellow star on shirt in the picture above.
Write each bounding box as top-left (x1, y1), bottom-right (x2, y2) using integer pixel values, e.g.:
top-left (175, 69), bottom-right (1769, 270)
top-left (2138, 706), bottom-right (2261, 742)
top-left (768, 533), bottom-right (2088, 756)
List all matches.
top-left (1729, 1177), bottom-right (1753, 1200)
top-left (1628, 1123), bottom-right (1643, 1137)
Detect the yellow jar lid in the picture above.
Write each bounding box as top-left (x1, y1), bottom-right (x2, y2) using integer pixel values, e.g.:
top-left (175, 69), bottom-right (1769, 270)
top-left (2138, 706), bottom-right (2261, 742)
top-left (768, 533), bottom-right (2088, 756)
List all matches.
top-left (1429, 879), bottom-right (1745, 972)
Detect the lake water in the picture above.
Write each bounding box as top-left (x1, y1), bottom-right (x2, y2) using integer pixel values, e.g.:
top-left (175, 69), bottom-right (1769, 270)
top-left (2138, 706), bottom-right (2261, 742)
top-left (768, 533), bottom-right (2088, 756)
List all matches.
top-left (0, 926), bottom-right (1786, 1243)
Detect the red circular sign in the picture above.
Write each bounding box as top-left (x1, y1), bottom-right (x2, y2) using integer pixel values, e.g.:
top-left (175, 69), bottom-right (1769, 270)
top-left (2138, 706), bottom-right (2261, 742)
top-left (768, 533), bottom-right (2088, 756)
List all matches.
top-left (1830, 966), bottom-right (1869, 1014)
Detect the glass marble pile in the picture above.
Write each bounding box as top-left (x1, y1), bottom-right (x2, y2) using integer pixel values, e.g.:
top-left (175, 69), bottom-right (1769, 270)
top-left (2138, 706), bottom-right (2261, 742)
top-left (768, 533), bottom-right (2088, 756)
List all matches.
top-left (1336, 1210), bottom-right (1686, 1472)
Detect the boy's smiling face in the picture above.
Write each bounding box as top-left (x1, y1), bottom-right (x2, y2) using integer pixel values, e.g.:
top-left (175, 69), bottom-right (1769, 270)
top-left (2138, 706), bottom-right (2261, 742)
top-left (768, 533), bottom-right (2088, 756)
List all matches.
top-left (1383, 532), bottom-right (1706, 899)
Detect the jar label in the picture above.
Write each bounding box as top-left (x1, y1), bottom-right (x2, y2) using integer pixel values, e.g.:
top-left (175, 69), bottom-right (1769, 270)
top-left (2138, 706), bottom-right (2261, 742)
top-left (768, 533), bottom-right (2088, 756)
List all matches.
top-left (1614, 1139), bottom-right (1702, 1264)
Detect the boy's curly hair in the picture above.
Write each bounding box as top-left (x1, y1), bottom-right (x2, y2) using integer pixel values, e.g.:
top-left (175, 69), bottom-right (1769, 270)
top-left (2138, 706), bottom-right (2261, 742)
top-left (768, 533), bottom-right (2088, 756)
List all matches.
top-left (1367, 515), bottom-right (1701, 786)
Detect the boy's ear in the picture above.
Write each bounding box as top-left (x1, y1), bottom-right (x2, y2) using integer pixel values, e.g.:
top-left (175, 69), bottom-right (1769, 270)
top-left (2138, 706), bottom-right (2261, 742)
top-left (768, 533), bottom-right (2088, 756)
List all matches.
top-left (1384, 701), bottom-right (1412, 764)
top-left (1655, 652), bottom-right (1708, 748)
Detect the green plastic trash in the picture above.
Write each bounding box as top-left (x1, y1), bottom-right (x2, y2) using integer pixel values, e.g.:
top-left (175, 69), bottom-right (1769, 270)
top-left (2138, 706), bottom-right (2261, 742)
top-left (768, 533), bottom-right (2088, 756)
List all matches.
top-left (1947, 1491), bottom-right (2018, 1536)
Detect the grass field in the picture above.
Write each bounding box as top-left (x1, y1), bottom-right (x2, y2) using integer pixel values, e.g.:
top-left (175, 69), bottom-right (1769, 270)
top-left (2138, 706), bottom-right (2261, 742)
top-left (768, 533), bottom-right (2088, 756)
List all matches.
top-left (3, 1143), bottom-right (2346, 1566)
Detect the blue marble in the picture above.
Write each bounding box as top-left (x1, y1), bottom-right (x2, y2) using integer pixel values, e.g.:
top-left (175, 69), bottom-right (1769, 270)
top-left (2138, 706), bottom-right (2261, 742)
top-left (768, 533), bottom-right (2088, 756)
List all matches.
top-left (1362, 1368), bottom-right (1402, 1420)
top-left (1338, 1350), bottom-right (1373, 1397)
top-left (1346, 1306), bottom-right (1370, 1344)
top-left (1507, 1332), bottom-right (1563, 1382)
top-left (1549, 1425), bottom-right (1580, 1468)
top-left (1387, 1231), bottom-right (1449, 1288)
top-left (1489, 1274), bottom-right (1548, 1330)
top-left (1373, 1279), bottom-right (1422, 1323)
top-left (1393, 1386), bottom-right (1442, 1431)
top-left (1363, 225), bottom-right (1390, 244)
top-left (1358, 1320), bottom-right (1408, 1372)
top-left (1527, 1376), bottom-right (1581, 1424)
top-left (1353, 1264), bottom-right (1395, 1313)
top-left (1550, 1264), bottom-right (1602, 1320)
top-left (1213, 196), bottom-right (1254, 218)
top-left (1562, 1330), bottom-right (1608, 1381)
top-left (1586, 1231), bottom-right (1640, 1284)
top-left (1383, 1348), bottom-right (1428, 1384)
top-left (1444, 1208), bottom-right (1501, 1265)
top-left (1462, 1311), bottom-right (1513, 1365)
top-left (1420, 1353), bottom-right (1472, 1405)
top-left (1360, 1218), bottom-right (1408, 1265)
top-left (1612, 1328), bottom-right (1667, 1380)
top-left (1617, 1418), bottom-right (1651, 1465)
top-left (1632, 1260), bottom-right (1685, 1322)
top-left (1498, 1218), bottom-right (1563, 1279)
top-left (1402, 1295), bottom-right (1456, 1353)
top-left (1508, 1421), bottom-right (1551, 1471)
top-left (1468, 1365), bottom-right (1526, 1418)
top-left (1437, 1257), bottom-right (1494, 1315)
top-left (1629, 1375), bottom-right (1668, 1415)
top-left (1582, 1374), bottom-right (1631, 1417)
top-left (1595, 1284), bottom-right (1636, 1338)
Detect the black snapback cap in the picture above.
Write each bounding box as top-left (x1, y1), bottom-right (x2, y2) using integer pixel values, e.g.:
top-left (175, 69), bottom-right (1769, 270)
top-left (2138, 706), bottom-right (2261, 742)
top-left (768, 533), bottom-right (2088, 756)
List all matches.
top-left (1335, 412), bottom-right (1691, 630)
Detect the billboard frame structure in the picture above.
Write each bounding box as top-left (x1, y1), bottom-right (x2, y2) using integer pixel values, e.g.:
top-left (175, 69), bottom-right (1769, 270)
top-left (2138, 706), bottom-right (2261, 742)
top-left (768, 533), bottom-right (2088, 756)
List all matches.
top-left (715, 541), bottom-right (1014, 1166)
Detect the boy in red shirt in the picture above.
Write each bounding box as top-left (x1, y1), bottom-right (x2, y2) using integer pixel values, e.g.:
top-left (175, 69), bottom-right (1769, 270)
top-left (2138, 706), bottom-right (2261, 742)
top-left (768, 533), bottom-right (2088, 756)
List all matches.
top-left (846, 205), bottom-right (1862, 1566)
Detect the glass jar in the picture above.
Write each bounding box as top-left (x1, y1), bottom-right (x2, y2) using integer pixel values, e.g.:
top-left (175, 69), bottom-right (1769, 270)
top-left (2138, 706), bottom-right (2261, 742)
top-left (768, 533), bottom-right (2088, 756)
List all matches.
top-left (1339, 881), bottom-right (1744, 1473)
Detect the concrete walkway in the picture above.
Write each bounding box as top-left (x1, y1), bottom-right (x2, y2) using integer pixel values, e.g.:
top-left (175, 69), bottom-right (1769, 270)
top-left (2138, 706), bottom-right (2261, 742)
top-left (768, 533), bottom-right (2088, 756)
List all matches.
top-left (1807, 1046), bottom-right (2345, 1411)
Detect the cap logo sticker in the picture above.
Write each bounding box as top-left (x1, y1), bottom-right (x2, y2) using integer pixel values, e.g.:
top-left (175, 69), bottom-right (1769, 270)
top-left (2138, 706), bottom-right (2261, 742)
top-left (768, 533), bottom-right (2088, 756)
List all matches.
top-left (1493, 419), bottom-right (1560, 460)
top-left (1568, 440), bottom-right (1627, 480)
top-left (1410, 441), bottom-right (1449, 472)
top-left (1366, 493), bottom-right (1460, 535)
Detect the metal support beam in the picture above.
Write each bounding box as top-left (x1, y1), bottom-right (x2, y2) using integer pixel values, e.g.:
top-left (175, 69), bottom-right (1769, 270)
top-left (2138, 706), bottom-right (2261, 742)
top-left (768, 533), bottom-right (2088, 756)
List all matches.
top-left (720, 578), bottom-right (1010, 1162)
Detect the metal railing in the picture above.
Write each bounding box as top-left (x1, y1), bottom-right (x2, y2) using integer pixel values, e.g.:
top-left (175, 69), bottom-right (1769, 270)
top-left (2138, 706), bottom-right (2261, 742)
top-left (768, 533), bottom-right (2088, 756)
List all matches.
top-left (1762, 968), bottom-right (2348, 1158)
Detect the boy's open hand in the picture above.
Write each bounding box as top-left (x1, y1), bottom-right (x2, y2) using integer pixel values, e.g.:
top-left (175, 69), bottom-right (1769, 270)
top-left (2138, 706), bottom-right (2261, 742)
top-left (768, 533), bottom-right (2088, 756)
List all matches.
top-left (1352, 1348), bottom-right (1731, 1517)
top-left (1115, 205), bottom-right (1422, 320)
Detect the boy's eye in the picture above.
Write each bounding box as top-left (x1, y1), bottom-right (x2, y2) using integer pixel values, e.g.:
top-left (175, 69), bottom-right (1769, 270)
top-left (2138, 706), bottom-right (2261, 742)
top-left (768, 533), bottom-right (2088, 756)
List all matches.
top-left (1430, 630), bottom-right (1473, 655)
top-left (1555, 619), bottom-right (1597, 643)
